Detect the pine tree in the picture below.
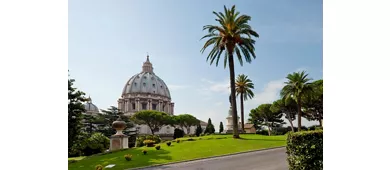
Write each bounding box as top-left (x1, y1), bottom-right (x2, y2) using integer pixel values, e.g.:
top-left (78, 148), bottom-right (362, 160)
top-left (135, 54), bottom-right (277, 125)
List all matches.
top-left (219, 122), bottom-right (224, 133)
top-left (96, 106), bottom-right (134, 137)
top-left (195, 124), bottom-right (203, 137)
top-left (68, 77), bottom-right (87, 156)
top-left (205, 118), bottom-right (215, 134)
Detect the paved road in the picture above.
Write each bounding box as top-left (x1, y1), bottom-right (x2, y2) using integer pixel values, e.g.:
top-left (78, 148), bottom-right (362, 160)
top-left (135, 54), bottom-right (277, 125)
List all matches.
top-left (139, 147), bottom-right (288, 170)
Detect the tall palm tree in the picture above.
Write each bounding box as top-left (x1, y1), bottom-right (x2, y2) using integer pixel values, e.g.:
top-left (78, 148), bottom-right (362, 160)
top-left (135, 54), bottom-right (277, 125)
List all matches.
top-left (280, 71), bottom-right (313, 131)
top-left (235, 74), bottom-right (255, 132)
top-left (200, 5), bottom-right (259, 138)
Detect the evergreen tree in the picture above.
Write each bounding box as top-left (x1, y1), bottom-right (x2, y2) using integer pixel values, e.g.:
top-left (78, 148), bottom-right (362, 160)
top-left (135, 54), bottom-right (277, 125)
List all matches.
top-left (219, 122), bottom-right (224, 133)
top-left (95, 106), bottom-right (134, 137)
top-left (82, 114), bottom-right (98, 136)
top-left (195, 124), bottom-right (203, 137)
top-left (68, 77), bottom-right (87, 156)
top-left (205, 118), bottom-right (215, 134)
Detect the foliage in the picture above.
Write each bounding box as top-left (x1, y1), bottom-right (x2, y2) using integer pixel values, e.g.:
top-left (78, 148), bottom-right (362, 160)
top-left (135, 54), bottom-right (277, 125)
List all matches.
top-left (124, 154), bottom-right (132, 161)
top-left (270, 98), bottom-right (297, 132)
top-left (142, 150), bottom-right (147, 155)
top-left (132, 110), bottom-right (173, 135)
top-left (155, 145), bottom-right (161, 150)
top-left (136, 135), bottom-right (160, 147)
top-left (200, 5), bottom-right (259, 139)
top-left (219, 122), bottom-right (224, 133)
top-left (94, 106), bottom-right (134, 137)
top-left (286, 130), bottom-right (323, 170)
top-left (166, 141), bottom-right (171, 146)
top-left (174, 114), bottom-right (199, 134)
top-left (68, 160), bottom-right (78, 164)
top-left (82, 132), bottom-right (110, 156)
top-left (95, 165), bottom-right (103, 170)
top-left (143, 140), bottom-right (155, 147)
top-left (235, 74), bottom-right (255, 131)
top-left (82, 114), bottom-right (98, 135)
top-left (68, 77), bottom-right (87, 156)
top-left (204, 118), bottom-right (215, 134)
top-left (248, 104), bottom-right (284, 136)
top-left (280, 71), bottom-right (313, 131)
top-left (195, 124), bottom-right (203, 137)
top-left (173, 128), bottom-right (185, 139)
top-left (302, 79), bottom-right (323, 126)
top-left (176, 139), bottom-right (181, 143)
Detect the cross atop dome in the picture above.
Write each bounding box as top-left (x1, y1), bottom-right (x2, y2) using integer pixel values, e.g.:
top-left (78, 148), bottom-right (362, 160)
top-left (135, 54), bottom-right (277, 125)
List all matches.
top-left (142, 54), bottom-right (154, 73)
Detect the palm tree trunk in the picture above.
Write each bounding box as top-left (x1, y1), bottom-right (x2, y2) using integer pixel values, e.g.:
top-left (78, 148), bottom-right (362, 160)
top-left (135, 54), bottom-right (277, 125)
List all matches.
top-left (297, 100), bottom-right (302, 131)
top-left (228, 53), bottom-right (240, 139)
top-left (240, 93), bottom-right (245, 133)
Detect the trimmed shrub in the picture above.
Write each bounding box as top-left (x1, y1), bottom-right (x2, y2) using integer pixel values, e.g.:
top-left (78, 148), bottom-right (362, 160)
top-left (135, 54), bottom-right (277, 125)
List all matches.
top-left (145, 135), bottom-right (161, 144)
top-left (176, 139), bottom-right (180, 143)
top-left (143, 140), bottom-right (155, 147)
top-left (142, 150), bottom-right (147, 155)
top-left (166, 141), bottom-right (171, 146)
top-left (187, 138), bottom-right (196, 141)
top-left (286, 130), bottom-right (323, 170)
top-left (174, 128), bottom-right (185, 139)
top-left (95, 165), bottom-right (103, 170)
top-left (124, 154), bottom-right (132, 161)
top-left (155, 145), bottom-right (161, 150)
top-left (82, 133), bottom-right (110, 156)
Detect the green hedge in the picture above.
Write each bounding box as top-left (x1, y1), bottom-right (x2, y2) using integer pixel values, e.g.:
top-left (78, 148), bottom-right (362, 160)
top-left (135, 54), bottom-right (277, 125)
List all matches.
top-left (286, 130), bottom-right (323, 170)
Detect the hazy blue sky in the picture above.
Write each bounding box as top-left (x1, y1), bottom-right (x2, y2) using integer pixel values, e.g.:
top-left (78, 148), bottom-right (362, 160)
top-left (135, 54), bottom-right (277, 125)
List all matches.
top-left (69, 0), bottom-right (323, 128)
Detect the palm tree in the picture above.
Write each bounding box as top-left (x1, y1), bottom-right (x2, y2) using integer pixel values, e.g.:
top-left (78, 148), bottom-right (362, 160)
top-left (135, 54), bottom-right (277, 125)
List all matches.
top-left (280, 71), bottom-right (313, 131)
top-left (235, 74), bottom-right (255, 132)
top-left (200, 5), bottom-right (259, 138)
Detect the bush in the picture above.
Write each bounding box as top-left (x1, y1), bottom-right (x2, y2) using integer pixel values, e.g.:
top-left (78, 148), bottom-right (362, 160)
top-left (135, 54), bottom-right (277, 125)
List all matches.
top-left (286, 130), bottom-right (323, 170)
top-left (155, 145), bottom-right (161, 150)
top-left (142, 150), bottom-right (147, 155)
top-left (95, 165), bottom-right (103, 170)
top-left (166, 141), bottom-right (171, 146)
top-left (174, 128), bottom-right (185, 139)
top-left (200, 133), bottom-right (205, 136)
top-left (187, 138), bottom-right (196, 141)
top-left (81, 133), bottom-right (110, 156)
top-left (136, 135), bottom-right (161, 147)
top-left (143, 140), bottom-right (155, 147)
top-left (145, 135), bottom-right (161, 144)
top-left (124, 154), bottom-right (132, 161)
top-left (176, 139), bottom-right (180, 143)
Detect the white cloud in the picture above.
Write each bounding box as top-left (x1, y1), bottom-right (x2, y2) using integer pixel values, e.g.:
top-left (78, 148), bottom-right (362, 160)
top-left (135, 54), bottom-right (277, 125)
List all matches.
top-left (167, 84), bottom-right (189, 91)
top-left (198, 78), bottom-right (230, 95)
top-left (247, 78), bottom-right (286, 107)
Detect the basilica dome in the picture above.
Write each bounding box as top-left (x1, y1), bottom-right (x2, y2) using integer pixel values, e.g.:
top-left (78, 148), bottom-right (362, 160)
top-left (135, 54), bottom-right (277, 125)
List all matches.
top-left (118, 55), bottom-right (174, 116)
top-left (121, 68), bottom-right (171, 99)
top-left (84, 97), bottom-right (99, 114)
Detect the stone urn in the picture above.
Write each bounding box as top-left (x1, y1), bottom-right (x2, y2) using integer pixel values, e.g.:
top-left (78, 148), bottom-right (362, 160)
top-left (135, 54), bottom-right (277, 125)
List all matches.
top-left (112, 117), bottom-right (126, 136)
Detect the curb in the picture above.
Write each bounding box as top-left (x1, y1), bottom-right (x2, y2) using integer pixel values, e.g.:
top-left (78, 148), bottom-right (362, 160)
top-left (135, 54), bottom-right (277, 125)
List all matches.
top-left (125, 146), bottom-right (286, 170)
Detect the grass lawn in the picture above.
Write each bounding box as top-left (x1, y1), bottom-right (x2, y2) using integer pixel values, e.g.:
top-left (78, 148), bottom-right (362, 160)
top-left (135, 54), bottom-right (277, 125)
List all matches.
top-left (68, 134), bottom-right (287, 170)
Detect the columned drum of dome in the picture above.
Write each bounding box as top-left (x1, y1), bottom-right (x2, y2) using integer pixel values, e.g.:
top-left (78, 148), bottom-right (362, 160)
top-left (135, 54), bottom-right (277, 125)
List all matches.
top-left (118, 55), bottom-right (175, 117)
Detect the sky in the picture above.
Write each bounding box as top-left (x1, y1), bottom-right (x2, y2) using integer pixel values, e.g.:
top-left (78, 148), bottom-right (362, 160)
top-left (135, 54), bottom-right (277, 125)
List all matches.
top-left (68, 0), bottom-right (323, 128)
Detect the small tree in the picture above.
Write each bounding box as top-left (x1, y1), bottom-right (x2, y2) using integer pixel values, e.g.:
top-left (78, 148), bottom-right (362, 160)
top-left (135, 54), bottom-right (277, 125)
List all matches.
top-left (174, 114), bottom-right (199, 134)
top-left (204, 118), bottom-right (215, 134)
top-left (132, 110), bottom-right (172, 135)
top-left (219, 122), bottom-right (224, 133)
top-left (68, 77), bottom-right (87, 156)
top-left (195, 124), bottom-right (203, 137)
top-left (249, 104), bottom-right (285, 136)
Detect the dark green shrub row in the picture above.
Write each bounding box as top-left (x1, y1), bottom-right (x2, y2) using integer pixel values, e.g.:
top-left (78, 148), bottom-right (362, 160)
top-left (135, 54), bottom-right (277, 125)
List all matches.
top-left (286, 130), bottom-right (323, 170)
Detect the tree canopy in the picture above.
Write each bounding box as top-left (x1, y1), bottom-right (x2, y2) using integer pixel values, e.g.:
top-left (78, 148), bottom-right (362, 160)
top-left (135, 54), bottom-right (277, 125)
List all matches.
top-left (174, 114), bottom-right (199, 134)
top-left (132, 110), bottom-right (173, 135)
